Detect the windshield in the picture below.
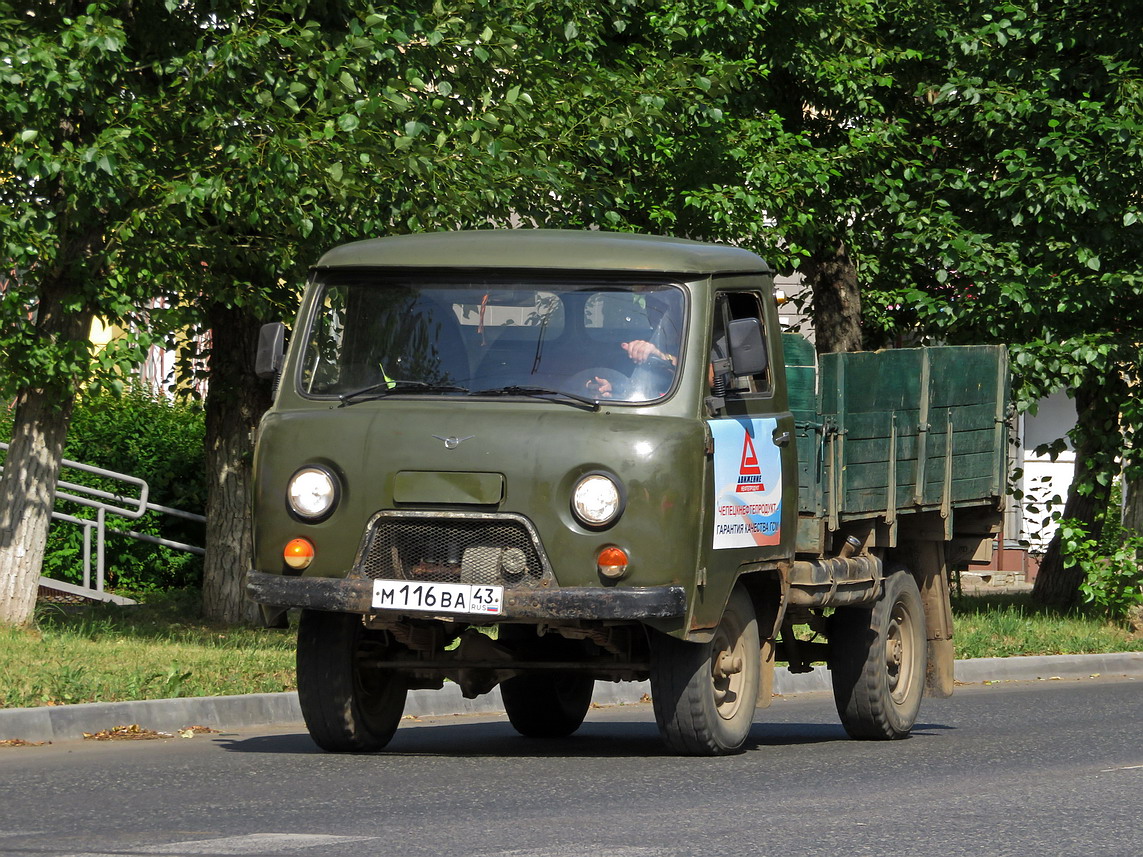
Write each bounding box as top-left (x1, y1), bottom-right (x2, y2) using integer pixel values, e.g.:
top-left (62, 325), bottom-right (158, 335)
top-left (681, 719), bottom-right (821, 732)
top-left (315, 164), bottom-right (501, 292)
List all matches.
top-left (298, 273), bottom-right (686, 404)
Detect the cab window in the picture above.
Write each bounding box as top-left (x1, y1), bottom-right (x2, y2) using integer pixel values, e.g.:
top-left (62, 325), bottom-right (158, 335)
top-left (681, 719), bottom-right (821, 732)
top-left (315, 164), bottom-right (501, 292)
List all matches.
top-left (713, 291), bottom-right (772, 398)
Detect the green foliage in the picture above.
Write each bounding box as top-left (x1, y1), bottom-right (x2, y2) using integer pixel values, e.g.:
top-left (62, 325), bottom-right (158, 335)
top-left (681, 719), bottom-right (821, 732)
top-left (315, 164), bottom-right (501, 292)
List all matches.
top-left (1095, 479), bottom-right (1127, 557)
top-left (0, 389), bottom-right (206, 591)
top-left (3, 0), bottom-right (1142, 616)
top-left (0, 1), bottom-right (187, 397)
top-left (1058, 519), bottom-right (1143, 620)
top-left (867, 1), bottom-right (1143, 430)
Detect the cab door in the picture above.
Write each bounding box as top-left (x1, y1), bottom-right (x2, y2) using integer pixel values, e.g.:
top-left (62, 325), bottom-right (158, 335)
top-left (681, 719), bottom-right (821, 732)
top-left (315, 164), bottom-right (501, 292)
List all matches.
top-left (704, 287), bottom-right (798, 565)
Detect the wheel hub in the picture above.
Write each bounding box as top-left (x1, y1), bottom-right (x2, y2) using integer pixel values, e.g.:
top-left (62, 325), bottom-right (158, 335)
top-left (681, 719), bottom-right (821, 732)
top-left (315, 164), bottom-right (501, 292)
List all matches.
top-left (715, 652), bottom-right (744, 679)
top-left (710, 612), bottom-right (749, 718)
top-left (887, 636), bottom-right (903, 669)
top-left (886, 600), bottom-right (915, 704)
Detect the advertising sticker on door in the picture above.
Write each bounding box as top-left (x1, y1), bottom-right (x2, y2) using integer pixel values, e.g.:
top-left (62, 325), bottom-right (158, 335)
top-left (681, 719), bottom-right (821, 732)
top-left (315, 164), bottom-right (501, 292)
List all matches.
top-left (710, 418), bottom-right (782, 550)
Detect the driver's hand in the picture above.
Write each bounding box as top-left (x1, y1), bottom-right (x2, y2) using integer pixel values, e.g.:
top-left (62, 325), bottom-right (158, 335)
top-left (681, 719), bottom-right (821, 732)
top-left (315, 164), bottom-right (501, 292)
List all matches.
top-left (622, 340), bottom-right (661, 364)
top-left (587, 376), bottom-right (613, 398)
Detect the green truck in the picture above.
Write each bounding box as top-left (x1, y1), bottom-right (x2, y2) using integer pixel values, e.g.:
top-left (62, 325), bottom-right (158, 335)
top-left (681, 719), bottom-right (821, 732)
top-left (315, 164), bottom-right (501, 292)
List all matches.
top-left (248, 230), bottom-right (1009, 755)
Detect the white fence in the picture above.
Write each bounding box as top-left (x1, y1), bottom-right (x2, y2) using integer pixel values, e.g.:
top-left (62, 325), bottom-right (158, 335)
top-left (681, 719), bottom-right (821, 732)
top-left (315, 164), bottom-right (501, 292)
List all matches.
top-left (0, 442), bottom-right (205, 602)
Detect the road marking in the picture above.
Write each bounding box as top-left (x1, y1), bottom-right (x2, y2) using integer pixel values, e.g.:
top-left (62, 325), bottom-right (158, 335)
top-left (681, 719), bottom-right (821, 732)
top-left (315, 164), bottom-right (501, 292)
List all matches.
top-left (139, 834), bottom-right (375, 854)
top-left (483, 849), bottom-right (678, 857)
top-left (1100, 764), bottom-right (1143, 772)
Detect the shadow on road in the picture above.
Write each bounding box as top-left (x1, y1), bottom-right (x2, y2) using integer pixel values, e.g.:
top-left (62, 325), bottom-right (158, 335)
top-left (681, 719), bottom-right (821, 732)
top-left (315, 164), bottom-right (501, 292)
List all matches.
top-left (213, 715), bottom-right (947, 758)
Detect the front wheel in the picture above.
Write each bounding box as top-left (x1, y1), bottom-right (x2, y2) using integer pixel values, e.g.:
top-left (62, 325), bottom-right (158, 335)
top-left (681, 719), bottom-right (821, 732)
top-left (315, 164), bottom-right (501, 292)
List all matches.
top-left (296, 609), bottom-right (408, 752)
top-left (650, 583), bottom-right (760, 755)
top-left (828, 567), bottom-right (927, 739)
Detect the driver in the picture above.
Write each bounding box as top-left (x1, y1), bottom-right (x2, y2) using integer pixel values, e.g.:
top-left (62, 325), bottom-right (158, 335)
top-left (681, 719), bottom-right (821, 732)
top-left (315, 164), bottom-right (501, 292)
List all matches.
top-left (586, 295), bottom-right (681, 400)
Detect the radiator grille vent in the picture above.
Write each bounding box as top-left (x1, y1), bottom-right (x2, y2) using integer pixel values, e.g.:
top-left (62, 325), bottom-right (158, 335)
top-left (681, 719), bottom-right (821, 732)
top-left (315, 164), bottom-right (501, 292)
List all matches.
top-left (357, 513), bottom-right (549, 587)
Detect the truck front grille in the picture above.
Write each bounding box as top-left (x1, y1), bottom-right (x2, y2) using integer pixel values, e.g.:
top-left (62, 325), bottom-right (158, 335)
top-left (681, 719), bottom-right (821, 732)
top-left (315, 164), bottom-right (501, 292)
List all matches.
top-left (355, 511), bottom-right (551, 587)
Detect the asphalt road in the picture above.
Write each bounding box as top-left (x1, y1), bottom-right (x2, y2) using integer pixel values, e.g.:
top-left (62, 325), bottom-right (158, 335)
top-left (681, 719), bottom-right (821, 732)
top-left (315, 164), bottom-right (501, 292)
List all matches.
top-left (0, 677), bottom-right (1140, 857)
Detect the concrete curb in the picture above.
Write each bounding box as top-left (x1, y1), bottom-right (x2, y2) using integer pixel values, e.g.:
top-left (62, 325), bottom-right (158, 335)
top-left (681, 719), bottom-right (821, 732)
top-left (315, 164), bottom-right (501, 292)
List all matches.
top-left (2, 652), bottom-right (1139, 744)
top-left (952, 651), bottom-right (1143, 683)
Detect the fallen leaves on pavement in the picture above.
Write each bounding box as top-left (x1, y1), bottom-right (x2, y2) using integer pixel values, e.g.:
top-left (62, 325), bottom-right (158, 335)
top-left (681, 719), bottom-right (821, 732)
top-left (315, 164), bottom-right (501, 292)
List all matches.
top-left (84, 724), bottom-right (172, 741)
top-left (179, 725), bottom-right (219, 738)
top-left (83, 723), bottom-right (219, 741)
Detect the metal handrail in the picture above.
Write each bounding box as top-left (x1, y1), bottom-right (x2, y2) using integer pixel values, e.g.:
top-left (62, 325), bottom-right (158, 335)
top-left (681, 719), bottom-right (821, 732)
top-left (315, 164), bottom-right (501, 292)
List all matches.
top-left (0, 442), bottom-right (205, 596)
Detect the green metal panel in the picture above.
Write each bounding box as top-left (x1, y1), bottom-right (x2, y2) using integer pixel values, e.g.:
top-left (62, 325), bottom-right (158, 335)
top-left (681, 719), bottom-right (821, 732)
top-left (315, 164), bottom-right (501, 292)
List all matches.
top-left (253, 402), bottom-right (708, 591)
top-left (781, 333), bottom-right (823, 518)
top-left (814, 345), bottom-right (1008, 528)
top-left (781, 333), bottom-right (817, 418)
top-left (393, 471), bottom-right (505, 505)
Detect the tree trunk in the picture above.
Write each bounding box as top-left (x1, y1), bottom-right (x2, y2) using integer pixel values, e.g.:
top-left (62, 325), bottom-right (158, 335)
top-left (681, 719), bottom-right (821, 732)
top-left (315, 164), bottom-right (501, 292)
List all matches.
top-left (1031, 466), bottom-right (1109, 608)
top-left (1032, 371), bottom-right (1124, 609)
top-left (0, 389), bottom-right (81, 626)
top-left (1122, 474), bottom-right (1143, 535)
top-left (201, 302), bottom-right (273, 624)
top-left (0, 285), bottom-right (93, 627)
top-left (803, 238), bottom-right (863, 355)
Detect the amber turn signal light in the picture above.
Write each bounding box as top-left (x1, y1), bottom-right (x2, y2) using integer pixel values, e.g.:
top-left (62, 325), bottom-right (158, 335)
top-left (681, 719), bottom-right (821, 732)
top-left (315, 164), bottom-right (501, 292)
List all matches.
top-left (284, 538), bottom-right (315, 570)
top-left (597, 546), bottom-right (629, 580)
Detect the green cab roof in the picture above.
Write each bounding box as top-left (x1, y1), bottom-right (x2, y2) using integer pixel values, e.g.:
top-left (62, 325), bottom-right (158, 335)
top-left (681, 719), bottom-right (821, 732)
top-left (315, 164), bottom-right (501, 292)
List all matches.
top-left (314, 229), bottom-right (771, 276)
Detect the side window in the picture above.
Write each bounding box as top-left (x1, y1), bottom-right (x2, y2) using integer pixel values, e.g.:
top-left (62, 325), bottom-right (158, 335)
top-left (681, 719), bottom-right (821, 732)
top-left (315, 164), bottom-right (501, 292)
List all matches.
top-left (714, 291), bottom-right (772, 397)
top-left (301, 285), bottom-right (348, 393)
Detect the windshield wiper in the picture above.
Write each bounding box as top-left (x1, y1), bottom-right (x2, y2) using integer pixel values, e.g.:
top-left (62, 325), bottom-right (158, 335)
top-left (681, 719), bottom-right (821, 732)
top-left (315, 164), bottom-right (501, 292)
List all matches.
top-left (468, 385), bottom-right (600, 411)
top-left (339, 380), bottom-right (469, 407)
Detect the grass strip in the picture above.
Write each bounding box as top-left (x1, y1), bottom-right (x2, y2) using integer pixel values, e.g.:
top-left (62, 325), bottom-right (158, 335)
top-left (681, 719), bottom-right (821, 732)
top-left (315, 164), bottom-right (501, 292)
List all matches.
top-left (0, 591), bottom-right (295, 709)
top-left (951, 592), bottom-right (1140, 659)
top-left (1, 589), bottom-right (1139, 710)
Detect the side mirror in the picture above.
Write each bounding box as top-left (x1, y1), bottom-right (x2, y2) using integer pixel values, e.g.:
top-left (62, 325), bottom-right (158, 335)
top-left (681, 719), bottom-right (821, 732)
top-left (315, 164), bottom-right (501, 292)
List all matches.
top-left (255, 322), bottom-right (286, 380)
top-left (727, 317), bottom-right (768, 376)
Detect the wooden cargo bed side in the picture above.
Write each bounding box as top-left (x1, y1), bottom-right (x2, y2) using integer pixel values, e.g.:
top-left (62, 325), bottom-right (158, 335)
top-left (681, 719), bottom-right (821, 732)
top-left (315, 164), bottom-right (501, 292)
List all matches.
top-left (789, 342), bottom-right (1009, 554)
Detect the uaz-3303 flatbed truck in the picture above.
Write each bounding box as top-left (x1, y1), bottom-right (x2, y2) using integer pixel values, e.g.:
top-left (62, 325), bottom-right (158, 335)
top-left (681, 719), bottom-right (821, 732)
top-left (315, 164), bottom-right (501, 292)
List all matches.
top-left (248, 230), bottom-right (1009, 755)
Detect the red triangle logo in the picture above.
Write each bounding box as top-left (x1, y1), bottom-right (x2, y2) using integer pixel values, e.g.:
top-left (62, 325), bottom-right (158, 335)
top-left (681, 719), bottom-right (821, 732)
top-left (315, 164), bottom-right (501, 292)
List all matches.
top-left (740, 432), bottom-right (761, 475)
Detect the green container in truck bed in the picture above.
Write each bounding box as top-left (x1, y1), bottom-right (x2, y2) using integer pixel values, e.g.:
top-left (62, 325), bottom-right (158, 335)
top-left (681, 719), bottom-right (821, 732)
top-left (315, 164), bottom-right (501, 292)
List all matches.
top-left (784, 334), bottom-right (1010, 554)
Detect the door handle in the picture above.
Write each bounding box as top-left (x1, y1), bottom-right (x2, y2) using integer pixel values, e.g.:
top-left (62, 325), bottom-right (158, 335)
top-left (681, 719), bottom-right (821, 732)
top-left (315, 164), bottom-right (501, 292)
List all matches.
top-left (772, 430), bottom-right (791, 447)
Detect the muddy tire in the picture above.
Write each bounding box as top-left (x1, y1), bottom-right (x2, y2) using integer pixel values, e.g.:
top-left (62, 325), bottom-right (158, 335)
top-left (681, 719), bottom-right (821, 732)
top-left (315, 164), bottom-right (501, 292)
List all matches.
top-left (829, 567), bottom-right (926, 739)
top-left (501, 673), bottom-right (595, 738)
top-left (296, 609), bottom-right (408, 752)
top-left (650, 583), bottom-right (760, 755)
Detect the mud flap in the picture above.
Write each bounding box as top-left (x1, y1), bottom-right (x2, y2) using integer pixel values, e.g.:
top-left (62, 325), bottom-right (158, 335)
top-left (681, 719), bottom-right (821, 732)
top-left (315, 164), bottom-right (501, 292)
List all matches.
top-left (925, 638), bottom-right (955, 698)
top-left (906, 540), bottom-right (956, 698)
top-left (757, 637), bottom-right (776, 709)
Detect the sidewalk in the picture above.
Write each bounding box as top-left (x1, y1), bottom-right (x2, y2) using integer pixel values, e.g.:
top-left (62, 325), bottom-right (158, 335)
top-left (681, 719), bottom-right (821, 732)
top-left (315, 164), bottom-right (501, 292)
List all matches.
top-left (3, 651), bottom-right (1139, 744)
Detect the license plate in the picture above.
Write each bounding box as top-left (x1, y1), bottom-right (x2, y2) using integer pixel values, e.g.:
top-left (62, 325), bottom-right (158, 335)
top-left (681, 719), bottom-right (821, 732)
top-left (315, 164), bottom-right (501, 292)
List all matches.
top-left (371, 580), bottom-right (504, 616)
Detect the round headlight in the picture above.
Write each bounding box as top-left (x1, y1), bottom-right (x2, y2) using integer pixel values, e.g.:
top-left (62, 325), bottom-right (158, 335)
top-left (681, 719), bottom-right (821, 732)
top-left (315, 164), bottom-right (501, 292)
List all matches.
top-left (572, 473), bottom-right (623, 528)
top-left (287, 466), bottom-right (338, 520)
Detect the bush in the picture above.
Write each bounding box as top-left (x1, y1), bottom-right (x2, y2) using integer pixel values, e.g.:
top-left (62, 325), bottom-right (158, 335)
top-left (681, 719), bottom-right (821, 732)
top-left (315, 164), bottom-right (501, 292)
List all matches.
top-left (1058, 518), bottom-right (1143, 621)
top-left (1, 388), bottom-right (207, 591)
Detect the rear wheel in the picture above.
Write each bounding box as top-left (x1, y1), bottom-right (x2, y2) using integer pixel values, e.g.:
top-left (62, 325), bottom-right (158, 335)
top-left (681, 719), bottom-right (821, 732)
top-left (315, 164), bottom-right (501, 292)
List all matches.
top-left (296, 609), bottom-right (408, 752)
top-left (501, 673), bottom-right (595, 738)
top-left (650, 583), bottom-right (759, 755)
top-left (499, 627), bottom-right (595, 738)
top-left (828, 568), bottom-right (926, 739)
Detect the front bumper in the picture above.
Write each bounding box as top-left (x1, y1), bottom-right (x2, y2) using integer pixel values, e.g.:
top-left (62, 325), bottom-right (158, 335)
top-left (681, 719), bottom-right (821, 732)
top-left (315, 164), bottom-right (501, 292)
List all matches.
top-left (246, 570), bottom-right (686, 621)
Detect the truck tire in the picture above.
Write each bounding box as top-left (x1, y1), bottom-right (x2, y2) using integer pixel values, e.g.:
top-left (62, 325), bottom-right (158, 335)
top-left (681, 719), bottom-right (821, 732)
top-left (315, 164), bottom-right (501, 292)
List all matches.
top-left (501, 673), bottom-right (595, 738)
top-left (828, 567), bottom-right (926, 740)
top-left (650, 583), bottom-right (759, 755)
top-left (296, 609), bottom-right (408, 752)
